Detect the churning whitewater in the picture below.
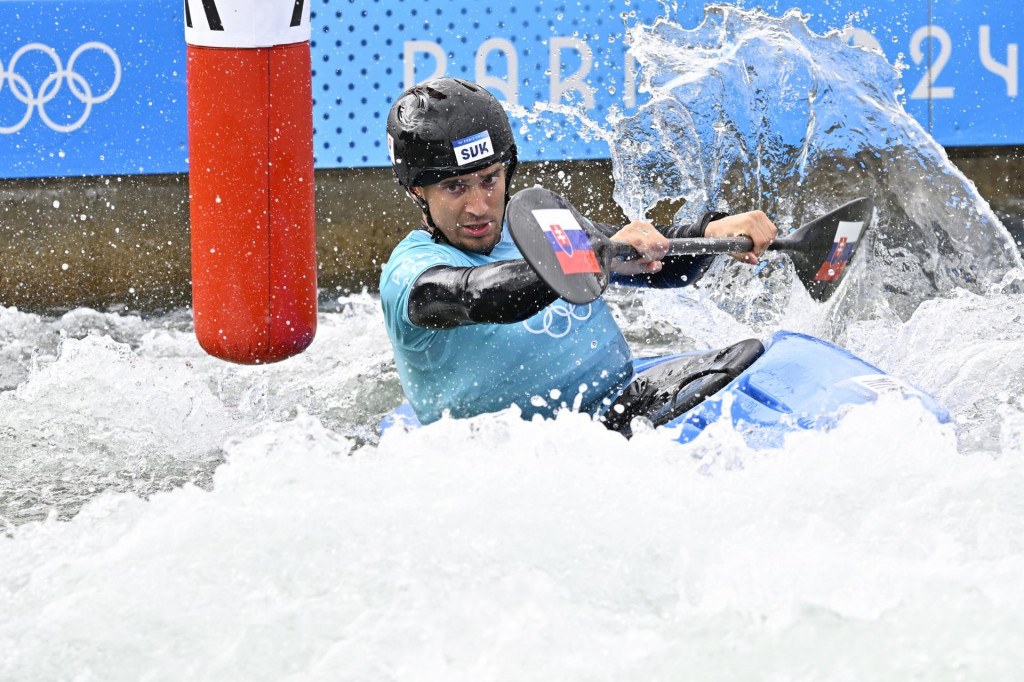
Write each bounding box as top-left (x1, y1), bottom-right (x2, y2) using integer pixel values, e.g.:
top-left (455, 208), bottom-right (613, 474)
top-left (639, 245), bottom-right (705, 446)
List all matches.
top-left (3, 5), bottom-right (1024, 681)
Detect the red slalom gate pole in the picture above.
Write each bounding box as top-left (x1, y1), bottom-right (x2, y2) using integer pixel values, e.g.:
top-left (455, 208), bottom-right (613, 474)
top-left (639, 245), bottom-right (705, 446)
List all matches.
top-left (185, 0), bottom-right (317, 364)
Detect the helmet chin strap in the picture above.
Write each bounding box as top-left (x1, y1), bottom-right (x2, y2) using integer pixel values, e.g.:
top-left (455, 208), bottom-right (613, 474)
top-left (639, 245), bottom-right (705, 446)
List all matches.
top-left (407, 189), bottom-right (451, 246)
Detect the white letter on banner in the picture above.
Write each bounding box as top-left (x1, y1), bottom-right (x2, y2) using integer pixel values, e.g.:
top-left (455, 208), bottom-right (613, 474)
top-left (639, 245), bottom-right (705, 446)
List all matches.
top-left (909, 25), bottom-right (955, 100)
top-left (550, 37), bottom-right (596, 109)
top-left (980, 25), bottom-right (1018, 97)
top-left (475, 38), bottom-right (519, 106)
top-left (404, 41), bottom-right (447, 89)
top-left (624, 51), bottom-right (638, 109)
top-left (841, 27), bottom-right (883, 55)
top-left (184, 0), bottom-right (310, 48)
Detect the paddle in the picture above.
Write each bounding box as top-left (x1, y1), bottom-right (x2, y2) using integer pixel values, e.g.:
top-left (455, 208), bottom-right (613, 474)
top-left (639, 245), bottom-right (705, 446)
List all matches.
top-left (506, 187), bottom-right (873, 305)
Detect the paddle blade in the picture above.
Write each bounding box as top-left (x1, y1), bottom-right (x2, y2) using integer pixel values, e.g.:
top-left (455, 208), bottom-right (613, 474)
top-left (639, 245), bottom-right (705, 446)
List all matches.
top-left (507, 187), bottom-right (611, 304)
top-left (781, 196), bottom-right (873, 302)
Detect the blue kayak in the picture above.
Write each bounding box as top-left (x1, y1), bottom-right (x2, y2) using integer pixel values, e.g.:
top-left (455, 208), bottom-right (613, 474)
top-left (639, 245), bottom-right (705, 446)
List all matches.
top-left (381, 330), bottom-right (950, 447)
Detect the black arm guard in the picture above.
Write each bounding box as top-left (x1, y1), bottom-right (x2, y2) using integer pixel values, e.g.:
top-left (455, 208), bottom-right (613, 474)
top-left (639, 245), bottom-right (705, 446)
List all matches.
top-left (408, 260), bottom-right (559, 329)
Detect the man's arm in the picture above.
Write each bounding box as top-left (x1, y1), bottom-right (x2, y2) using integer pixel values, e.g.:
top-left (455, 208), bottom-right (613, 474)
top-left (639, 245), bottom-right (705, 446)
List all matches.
top-left (408, 260), bottom-right (558, 330)
top-left (592, 211), bottom-right (727, 288)
top-left (593, 209), bottom-right (778, 287)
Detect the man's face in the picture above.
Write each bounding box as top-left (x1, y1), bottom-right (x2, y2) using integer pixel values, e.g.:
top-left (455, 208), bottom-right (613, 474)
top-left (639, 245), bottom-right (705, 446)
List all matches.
top-left (414, 163), bottom-right (507, 254)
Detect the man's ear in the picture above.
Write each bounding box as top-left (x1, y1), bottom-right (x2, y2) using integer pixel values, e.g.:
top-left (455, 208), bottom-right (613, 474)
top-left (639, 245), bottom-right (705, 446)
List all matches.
top-left (407, 187), bottom-right (428, 208)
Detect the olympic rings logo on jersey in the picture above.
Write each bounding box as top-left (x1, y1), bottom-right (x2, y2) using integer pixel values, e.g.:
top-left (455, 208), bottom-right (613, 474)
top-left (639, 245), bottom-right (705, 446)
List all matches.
top-left (391, 253), bottom-right (451, 288)
top-left (1, 42), bottom-right (121, 134)
top-left (523, 302), bottom-right (593, 339)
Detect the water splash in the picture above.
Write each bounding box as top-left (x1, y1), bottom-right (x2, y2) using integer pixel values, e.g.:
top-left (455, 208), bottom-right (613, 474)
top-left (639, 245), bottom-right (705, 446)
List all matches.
top-left (3, 294), bottom-right (1024, 676)
top-left (611, 5), bottom-right (1022, 321)
top-left (0, 294), bottom-right (403, 526)
top-left (0, 333), bottom-right (232, 525)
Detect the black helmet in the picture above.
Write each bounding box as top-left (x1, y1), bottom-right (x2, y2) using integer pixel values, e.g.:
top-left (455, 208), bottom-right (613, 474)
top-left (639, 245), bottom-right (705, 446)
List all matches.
top-left (387, 78), bottom-right (518, 188)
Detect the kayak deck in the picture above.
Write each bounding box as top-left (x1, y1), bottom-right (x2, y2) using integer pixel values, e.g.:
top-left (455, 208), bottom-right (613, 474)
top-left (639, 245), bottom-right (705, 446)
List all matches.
top-left (656, 330), bottom-right (950, 447)
top-left (380, 330), bottom-right (950, 446)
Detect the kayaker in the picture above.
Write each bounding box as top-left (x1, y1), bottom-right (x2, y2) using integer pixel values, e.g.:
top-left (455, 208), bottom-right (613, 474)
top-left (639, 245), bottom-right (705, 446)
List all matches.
top-left (380, 77), bottom-right (776, 431)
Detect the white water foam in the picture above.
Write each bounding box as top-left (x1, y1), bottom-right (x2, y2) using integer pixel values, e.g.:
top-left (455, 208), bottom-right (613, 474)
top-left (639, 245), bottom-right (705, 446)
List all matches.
top-left (3, 392), bottom-right (1022, 680)
top-left (2, 284), bottom-right (1024, 678)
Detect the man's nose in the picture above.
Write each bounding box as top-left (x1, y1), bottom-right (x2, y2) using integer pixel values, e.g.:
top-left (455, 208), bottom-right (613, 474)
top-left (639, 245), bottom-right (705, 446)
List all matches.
top-left (463, 184), bottom-right (492, 214)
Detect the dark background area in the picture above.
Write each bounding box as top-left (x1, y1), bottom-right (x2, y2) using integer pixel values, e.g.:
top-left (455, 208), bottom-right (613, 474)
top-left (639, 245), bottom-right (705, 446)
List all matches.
top-left (1, 148), bottom-right (1021, 314)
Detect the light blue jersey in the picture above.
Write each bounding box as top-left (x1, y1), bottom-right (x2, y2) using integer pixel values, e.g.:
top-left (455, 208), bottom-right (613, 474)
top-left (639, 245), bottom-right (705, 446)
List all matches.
top-left (380, 226), bottom-right (633, 424)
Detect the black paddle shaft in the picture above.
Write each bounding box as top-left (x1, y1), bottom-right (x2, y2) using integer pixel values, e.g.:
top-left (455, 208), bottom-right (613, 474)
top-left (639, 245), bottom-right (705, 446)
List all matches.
top-left (609, 236), bottom-right (756, 261)
top-left (611, 200), bottom-right (872, 261)
top-left (507, 187), bottom-right (872, 305)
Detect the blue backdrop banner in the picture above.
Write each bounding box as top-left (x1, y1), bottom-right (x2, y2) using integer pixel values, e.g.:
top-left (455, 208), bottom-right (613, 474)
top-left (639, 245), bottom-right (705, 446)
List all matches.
top-left (1, 0), bottom-right (187, 178)
top-left (1, 0), bottom-right (1020, 179)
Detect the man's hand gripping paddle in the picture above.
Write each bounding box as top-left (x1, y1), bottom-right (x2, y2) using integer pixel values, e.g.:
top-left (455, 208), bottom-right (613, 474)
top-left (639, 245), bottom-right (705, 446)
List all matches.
top-left (507, 187), bottom-right (873, 305)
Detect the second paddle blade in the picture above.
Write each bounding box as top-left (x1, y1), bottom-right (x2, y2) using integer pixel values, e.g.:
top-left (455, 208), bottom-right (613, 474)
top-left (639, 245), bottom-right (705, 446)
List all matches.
top-left (785, 196), bottom-right (873, 302)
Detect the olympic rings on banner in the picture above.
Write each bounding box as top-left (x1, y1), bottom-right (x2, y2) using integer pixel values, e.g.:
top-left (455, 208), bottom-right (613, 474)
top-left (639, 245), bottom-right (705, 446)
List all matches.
top-left (1, 42), bottom-right (121, 134)
top-left (523, 302), bottom-right (593, 338)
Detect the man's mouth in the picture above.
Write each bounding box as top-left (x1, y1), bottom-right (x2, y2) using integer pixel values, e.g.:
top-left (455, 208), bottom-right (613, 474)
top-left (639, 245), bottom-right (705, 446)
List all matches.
top-left (460, 221), bottom-right (492, 237)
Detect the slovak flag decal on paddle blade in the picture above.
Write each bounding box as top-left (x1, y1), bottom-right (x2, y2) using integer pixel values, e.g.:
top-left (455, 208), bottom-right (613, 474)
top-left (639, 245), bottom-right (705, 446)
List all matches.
top-left (531, 208), bottom-right (601, 275)
top-left (814, 220), bottom-right (863, 282)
